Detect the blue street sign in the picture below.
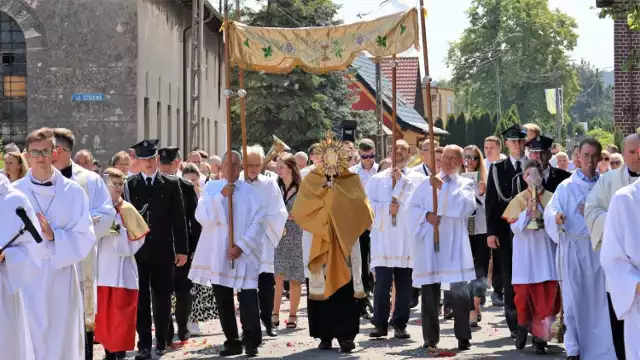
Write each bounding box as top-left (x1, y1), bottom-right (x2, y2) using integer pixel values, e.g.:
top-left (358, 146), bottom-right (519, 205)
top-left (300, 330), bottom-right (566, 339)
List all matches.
top-left (71, 93), bottom-right (105, 102)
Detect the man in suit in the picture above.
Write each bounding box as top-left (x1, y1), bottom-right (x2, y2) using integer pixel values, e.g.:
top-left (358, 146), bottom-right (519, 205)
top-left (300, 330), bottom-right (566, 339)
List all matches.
top-left (127, 139), bottom-right (189, 360)
top-left (157, 146), bottom-right (201, 344)
top-left (525, 135), bottom-right (571, 193)
top-left (485, 124), bottom-right (528, 339)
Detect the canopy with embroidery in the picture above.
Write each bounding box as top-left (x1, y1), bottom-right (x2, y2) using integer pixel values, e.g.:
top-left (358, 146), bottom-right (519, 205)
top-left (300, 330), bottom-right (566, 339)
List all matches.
top-left (226, 8), bottom-right (420, 74)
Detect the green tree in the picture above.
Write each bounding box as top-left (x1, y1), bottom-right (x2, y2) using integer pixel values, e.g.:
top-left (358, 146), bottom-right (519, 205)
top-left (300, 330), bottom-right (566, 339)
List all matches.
top-left (465, 115), bottom-right (477, 147)
top-left (494, 104), bottom-right (521, 139)
top-left (586, 128), bottom-right (615, 149)
top-left (443, 113), bottom-right (467, 146)
top-left (569, 60), bottom-right (613, 128)
top-left (435, 117), bottom-right (444, 131)
top-left (229, 0), bottom-right (356, 152)
top-left (446, 0), bottom-right (580, 131)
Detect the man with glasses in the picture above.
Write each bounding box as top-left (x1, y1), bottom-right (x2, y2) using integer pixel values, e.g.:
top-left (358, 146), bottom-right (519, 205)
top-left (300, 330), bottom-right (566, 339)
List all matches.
top-left (126, 139), bottom-right (188, 359)
top-left (15, 128), bottom-right (97, 360)
top-left (52, 128), bottom-right (116, 360)
top-left (412, 139), bottom-right (439, 176)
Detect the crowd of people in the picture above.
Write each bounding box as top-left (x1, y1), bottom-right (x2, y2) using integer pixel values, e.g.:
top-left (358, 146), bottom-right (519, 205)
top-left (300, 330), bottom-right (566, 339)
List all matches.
top-left (0, 123), bottom-right (639, 360)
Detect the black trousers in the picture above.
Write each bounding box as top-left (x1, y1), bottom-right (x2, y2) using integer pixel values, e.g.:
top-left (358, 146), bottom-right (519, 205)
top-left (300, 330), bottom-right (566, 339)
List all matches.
top-left (421, 283), bottom-right (471, 344)
top-left (469, 234), bottom-right (490, 307)
top-left (85, 331), bottom-right (93, 360)
top-left (359, 230), bottom-right (372, 293)
top-left (168, 261), bottom-right (193, 343)
top-left (214, 285), bottom-right (261, 349)
top-left (372, 267), bottom-right (412, 330)
top-left (491, 247), bottom-right (504, 297)
top-left (258, 272), bottom-right (275, 327)
top-left (608, 293), bottom-right (626, 360)
top-left (495, 229), bottom-right (517, 332)
top-left (136, 260), bottom-right (174, 351)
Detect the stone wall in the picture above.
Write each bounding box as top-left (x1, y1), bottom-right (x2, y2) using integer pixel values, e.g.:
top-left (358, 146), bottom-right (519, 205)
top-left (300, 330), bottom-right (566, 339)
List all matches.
top-left (614, 16), bottom-right (640, 135)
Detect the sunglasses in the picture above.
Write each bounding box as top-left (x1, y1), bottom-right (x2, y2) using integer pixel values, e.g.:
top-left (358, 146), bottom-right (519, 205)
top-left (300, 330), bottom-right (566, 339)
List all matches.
top-left (603, 157), bottom-right (610, 162)
top-left (28, 148), bottom-right (54, 158)
top-left (360, 154), bottom-right (376, 160)
top-left (464, 155), bottom-right (479, 161)
top-left (610, 160), bottom-right (621, 166)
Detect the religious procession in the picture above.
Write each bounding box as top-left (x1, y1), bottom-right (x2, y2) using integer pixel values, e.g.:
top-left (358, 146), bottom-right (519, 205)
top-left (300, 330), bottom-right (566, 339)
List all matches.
top-left (0, 0), bottom-right (638, 360)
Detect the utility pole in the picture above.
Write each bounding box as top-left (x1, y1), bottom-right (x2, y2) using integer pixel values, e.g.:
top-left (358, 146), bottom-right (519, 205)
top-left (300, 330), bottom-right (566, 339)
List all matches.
top-left (189, 0), bottom-right (204, 151)
top-left (556, 87), bottom-right (563, 141)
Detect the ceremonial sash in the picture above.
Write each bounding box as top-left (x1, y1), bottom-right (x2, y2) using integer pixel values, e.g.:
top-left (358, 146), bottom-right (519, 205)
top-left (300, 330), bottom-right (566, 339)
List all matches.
top-left (74, 167), bottom-right (97, 332)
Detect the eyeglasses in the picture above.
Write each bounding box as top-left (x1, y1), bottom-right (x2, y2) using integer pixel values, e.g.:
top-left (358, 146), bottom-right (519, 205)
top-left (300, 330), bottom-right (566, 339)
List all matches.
top-left (360, 154), bottom-right (376, 160)
top-left (28, 148), bottom-right (54, 158)
top-left (464, 155), bottom-right (479, 161)
top-left (109, 181), bottom-right (125, 189)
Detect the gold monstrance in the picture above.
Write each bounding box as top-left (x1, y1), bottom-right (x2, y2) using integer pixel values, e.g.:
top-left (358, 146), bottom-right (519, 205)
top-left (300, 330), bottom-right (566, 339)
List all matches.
top-left (525, 185), bottom-right (545, 230)
top-left (316, 131), bottom-right (351, 187)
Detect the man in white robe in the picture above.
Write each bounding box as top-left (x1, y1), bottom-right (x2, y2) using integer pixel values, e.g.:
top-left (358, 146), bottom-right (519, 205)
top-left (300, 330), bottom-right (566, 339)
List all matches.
top-left (366, 139), bottom-right (421, 340)
top-left (601, 177), bottom-right (640, 360)
top-left (52, 128), bottom-right (115, 359)
top-left (585, 133), bottom-right (640, 359)
top-left (543, 138), bottom-right (616, 360)
top-left (15, 128), bottom-right (96, 360)
top-left (408, 145), bottom-right (476, 351)
top-left (189, 150), bottom-right (263, 356)
top-left (240, 145), bottom-right (288, 337)
top-left (0, 173), bottom-right (42, 360)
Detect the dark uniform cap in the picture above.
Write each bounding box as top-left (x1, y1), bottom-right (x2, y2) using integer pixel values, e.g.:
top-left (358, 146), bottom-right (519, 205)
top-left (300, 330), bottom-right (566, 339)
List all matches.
top-left (131, 139), bottom-right (160, 159)
top-left (502, 124), bottom-right (527, 140)
top-left (158, 146), bottom-right (180, 164)
top-left (525, 135), bottom-right (553, 152)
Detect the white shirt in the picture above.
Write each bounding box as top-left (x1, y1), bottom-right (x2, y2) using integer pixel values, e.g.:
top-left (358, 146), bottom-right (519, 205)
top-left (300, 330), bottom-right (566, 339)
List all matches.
top-left (141, 171), bottom-right (158, 185)
top-left (350, 162), bottom-right (379, 189)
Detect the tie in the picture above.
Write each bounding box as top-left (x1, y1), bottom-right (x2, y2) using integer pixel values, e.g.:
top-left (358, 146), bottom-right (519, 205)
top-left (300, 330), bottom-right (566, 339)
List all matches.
top-left (146, 177), bottom-right (153, 188)
top-left (515, 160), bottom-right (522, 174)
top-left (32, 181), bottom-right (53, 187)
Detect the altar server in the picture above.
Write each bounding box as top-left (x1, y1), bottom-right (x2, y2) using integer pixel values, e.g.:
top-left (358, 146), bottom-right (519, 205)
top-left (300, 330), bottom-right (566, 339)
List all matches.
top-left (53, 128), bottom-right (116, 359)
top-left (366, 139), bottom-right (422, 339)
top-left (543, 138), bottom-right (616, 360)
top-left (601, 177), bottom-right (640, 360)
top-left (189, 150), bottom-right (263, 356)
top-left (408, 145), bottom-right (476, 350)
top-left (0, 173), bottom-right (42, 360)
top-left (502, 161), bottom-right (559, 354)
top-left (15, 128), bottom-right (96, 360)
top-left (95, 168), bottom-right (147, 360)
top-left (241, 145), bottom-right (288, 337)
top-left (585, 133), bottom-right (640, 359)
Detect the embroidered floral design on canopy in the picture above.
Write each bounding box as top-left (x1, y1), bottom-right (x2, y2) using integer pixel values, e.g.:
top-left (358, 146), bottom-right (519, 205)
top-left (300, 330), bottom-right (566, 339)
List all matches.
top-left (225, 8), bottom-right (419, 74)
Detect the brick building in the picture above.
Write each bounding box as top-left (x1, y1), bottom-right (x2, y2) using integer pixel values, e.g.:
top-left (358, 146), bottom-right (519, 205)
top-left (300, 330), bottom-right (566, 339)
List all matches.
top-left (613, 16), bottom-right (640, 135)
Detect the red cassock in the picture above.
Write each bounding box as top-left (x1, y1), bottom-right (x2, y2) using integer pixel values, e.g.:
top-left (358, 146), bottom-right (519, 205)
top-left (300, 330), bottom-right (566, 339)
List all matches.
top-left (513, 281), bottom-right (562, 339)
top-left (95, 286), bottom-right (139, 352)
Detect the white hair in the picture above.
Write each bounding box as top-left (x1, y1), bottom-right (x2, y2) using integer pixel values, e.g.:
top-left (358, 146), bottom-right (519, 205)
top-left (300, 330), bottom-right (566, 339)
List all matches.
top-left (222, 150), bottom-right (242, 163)
top-left (294, 151), bottom-right (308, 161)
top-left (247, 144), bottom-right (265, 159)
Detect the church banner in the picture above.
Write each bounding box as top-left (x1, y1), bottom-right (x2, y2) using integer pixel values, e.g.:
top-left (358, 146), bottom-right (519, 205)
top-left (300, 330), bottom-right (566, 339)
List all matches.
top-left (226, 8), bottom-right (420, 74)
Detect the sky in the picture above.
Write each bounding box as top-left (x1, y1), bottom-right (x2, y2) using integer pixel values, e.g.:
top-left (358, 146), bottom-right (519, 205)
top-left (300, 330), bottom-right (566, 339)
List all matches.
top-left (333, 0), bottom-right (614, 81)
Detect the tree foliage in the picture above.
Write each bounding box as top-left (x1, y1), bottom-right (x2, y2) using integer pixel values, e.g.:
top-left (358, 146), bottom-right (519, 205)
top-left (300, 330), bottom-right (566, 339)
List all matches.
top-left (569, 60), bottom-right (613, 129)
top-left (586, 127), bottom-right (615, 149)
top-left (446, 0), bottom-right (580, 130)
top-left (228, 0), bottom-right (360, 152)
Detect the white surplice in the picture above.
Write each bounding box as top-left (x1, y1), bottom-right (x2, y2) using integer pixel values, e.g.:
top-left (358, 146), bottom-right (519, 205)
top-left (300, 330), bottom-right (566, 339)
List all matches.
top-left (240, 173), bottom-right (288, 274)
top-left (510, 208), bottom-right (557, 284)
top-left (0, 174), bottom-right (42, 360)
top-left (408, 173), bottom-right (477, 286)
top-left (585, 165), bottom-right (639, 251)
top-left (366, 168), bottom-right (420, 269)
top-left (96, 213), bottom-right (145, 289)
top-left (14, 168), bottom-right (96, 360)
top-left (189, 179), bottom-right (263, 289)
top-left (600, 179), bottom-right (640, 360)
top-left (543, 172), bottom-right (616, 359)
top-left (300, 165), bottom-right (315, 277)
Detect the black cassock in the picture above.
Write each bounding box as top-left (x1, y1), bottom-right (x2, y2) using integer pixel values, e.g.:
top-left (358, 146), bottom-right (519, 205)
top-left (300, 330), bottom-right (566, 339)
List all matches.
top-left (542, 166), bottom-right (571, 193)
top-left (126, 172), bottom-right (188, 352)
top-left (485, 158), bottom-right (528, 334)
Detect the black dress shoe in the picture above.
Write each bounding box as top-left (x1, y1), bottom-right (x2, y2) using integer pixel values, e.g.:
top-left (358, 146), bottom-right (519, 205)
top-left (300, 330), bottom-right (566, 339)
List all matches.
top-left (339, 339), bottom-right (355, 353)
top-left (155, 347), bottom-right (167, 356)
top-left (369, 329), bottom-right (388, 338)
top-left (245, 345), bottom-right (259, 357)
top-left (219, 346), bottom-right (243, 356)
top-left (134, 349), bottom-right (152, 360)
top-left (114, 351), bottom-right (126, 360)
top-left (103, 349), bottom-right (115, 360)
top-left (265, 326), bottom-right (278, 337)
top-left (394, 328), bottom-right (411, 339)
top-left (566, 356), bottom-right (579, 360)
top-left (458, 339), bottom-right (471, 350)
top-left (422, 341), bottom-right (437, 350)
top-left (318, 340), bottom-right (332, 350)
top-left (515, 327), bottom-right (528, 350)
top-left (178, 327), bottom-right (191, 342)
top-left (443, 307), bottom-right (454, 320)
top-left (533, 342), bottom-right (547, 354)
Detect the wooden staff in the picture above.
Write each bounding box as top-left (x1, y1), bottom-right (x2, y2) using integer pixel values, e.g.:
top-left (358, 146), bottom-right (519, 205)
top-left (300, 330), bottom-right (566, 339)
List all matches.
top-left (391, 54), bottom-right (398, 227)
top-left (419, 0), bottom-right (440, 252)
top-left (237, 2), bottom-right (249, 179)
top-left (223, 0), bottom-right (235, 268)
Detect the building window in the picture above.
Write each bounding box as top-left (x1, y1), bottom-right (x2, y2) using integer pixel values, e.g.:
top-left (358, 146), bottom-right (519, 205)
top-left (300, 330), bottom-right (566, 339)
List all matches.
top-left (177, 108), bottom-right (181, 151)
top-left (214, 120), bottom-right (218, 155)
top-left (167, 105), bottom-right (172, 144)
top-left (0, 12), bottom-right (27, 146)
top-left (143, 98), bottom-right (150, 139)
top-left (447, 98), bottom-right (454, 114)
top-left (206, 118), bottom-right (210, 151)
top-left (156, 101), bottom-right (162, 139)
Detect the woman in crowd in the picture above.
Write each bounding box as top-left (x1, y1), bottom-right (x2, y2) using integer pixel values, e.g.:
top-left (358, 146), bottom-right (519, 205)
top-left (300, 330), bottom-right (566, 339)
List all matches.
top-left (2, 151), bottom-right (28, 182)
top-left (272, 153), bottom-right (305, 329)
top-left (463, 145), bottom-right (490, 326)
top-left (609, 153), bottom-right (624, 170)
top-left (181, 164), bottom-right (216, 334)
top-left (598, 150), bottom-right (611, 174)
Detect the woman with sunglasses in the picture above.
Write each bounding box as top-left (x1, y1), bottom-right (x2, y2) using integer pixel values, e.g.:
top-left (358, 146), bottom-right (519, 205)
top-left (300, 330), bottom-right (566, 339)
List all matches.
top-left (598, 150), bottom-right (611, 174)
top-left (462, 145), bottom-right (490, 327)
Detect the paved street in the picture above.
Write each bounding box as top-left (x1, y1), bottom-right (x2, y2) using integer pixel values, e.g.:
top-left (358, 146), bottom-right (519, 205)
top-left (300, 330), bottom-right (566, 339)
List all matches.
top-left (94, 291), bottom-right (567, 359)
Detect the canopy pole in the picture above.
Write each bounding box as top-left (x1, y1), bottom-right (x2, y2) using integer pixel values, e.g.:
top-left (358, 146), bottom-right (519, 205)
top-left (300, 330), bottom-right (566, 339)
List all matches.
top-left (237, 2), bottom-right (248, 179)
top-left (419, 0), bottom-right (439, 252)
top-left (223, 0), bottom-right (235, 268)
top-left (391, 54), bottom-right (398, 227)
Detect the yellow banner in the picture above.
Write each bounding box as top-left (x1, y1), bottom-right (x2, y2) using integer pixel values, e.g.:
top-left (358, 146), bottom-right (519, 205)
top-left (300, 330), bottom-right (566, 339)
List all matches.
top-left (227, 8), bottom-right (420, 74)
top-left (545, 88), bottom-right (557, 115)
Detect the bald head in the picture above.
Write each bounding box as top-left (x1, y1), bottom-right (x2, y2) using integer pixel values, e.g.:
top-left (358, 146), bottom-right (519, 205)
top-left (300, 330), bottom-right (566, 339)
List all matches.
top-left (441, 145), bottom-right (464, 175)
top-left (623, 133), bottom-right (640, 172)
